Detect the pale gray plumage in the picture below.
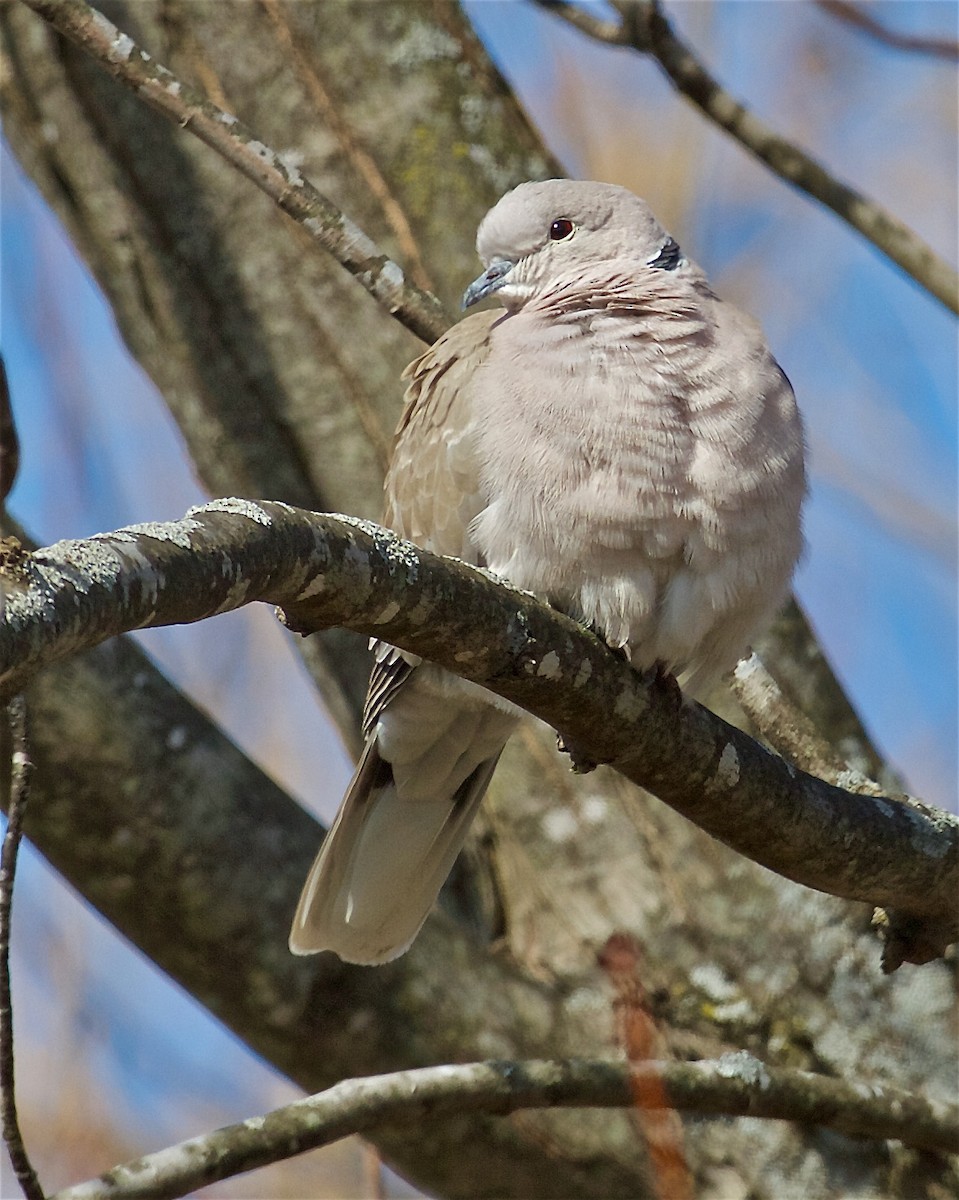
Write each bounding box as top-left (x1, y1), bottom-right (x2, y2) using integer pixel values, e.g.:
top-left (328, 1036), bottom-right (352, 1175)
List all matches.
top-left (290, 180), bottom-right (805, 964)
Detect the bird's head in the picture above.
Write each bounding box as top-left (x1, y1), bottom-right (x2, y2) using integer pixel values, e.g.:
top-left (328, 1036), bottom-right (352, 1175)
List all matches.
top-left (462, 179), bottom-right (687, 311)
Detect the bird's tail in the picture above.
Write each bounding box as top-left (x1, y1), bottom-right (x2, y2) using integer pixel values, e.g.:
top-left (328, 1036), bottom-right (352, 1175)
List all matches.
top-left (289, 736), bottom-right (504, 964)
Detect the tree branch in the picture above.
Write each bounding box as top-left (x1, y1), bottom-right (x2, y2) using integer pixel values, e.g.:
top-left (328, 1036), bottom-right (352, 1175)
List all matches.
top-left (1, 501), bottom-right (955, 967)
top-left (536, 0), bottom-right (959, 314)
top-left (17, 0), bottom-right (452, 345)
top-left (0, 697), bottom-right (44, 1200)
top-left (731, 651), bottom-right (871, 788)
top-left (49, 1055), bottom-right (959, 1200)
top-left (815, 0), bottom-right (959, 61)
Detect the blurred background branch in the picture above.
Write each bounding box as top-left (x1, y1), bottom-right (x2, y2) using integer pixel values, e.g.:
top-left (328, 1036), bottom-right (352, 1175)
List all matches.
top-left (538, 0), bottom-right (959, 313)
top-left (816, 0), bottom-right (959, 60)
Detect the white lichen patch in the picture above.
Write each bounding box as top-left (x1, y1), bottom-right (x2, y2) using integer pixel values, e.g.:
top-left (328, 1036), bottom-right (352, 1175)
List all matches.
top-left (192, 498), bottom-right (273, 526)
top-left (387, 22), bottom-right (460, 69)
top-left (715, 1050), bottom-right (771, 1089)
top-left (109, 33), bottom-right (135, 62)
top-left (705, 743), bottom-right (740, 795)
top-left (277, 148), bottom-right (305, 187)
top-left (104, 519), bottom-right (201, 550)
top-left (377, 259), bottom-right (405, 294)
top-left (580, 795), bottom-right (608, 824)
top-left (564, 986), bottom-right (607, 1019)
top-left (718, 742), bottom-right (740, 785)
top-left (90, 9), bottom-right (119, 44)
top-left (537, 650), bottom-right (561, 680)
top-left (573, 657), bottom-right (592, 688)
top-left (459, 93), bottom-right (488, 136)
top-left (690, 962), bottom-right (739, 1002)
top-left (834, 767), bottom-right (879, 795)
top-left (218, 111), bottom-right (239, 126)
top-left (245, 139), bottom-right (275, 166)
top-left (711, 998), bottom-right (758, 1026)
top-left (38, 539), bottom-right (157, 599)
top-left (542, 808), bottom-right (578, 844)
top-left (336, 514), bottom-right (393, 539)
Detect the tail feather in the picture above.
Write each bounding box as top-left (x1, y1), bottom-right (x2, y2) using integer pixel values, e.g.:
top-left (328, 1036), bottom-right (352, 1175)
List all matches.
top-left (289, 738), bottom-right (502, 964)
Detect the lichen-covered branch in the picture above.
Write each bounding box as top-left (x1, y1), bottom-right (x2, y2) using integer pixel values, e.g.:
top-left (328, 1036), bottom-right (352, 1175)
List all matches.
top-left (18, 0), bottom-right (451, 344)
top-left (536, 0), bottom-right (959, 314)
top-left (50, 1055), bottom-right (958, 1200)
top-left (1, 500), bottom-right (955, 967)
top-left (731, 652), bottom-right (871, 787)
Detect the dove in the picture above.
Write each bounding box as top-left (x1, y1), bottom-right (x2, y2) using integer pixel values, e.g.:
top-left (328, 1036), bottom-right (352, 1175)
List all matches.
top-left (290, 180), bottom-right (805, 964)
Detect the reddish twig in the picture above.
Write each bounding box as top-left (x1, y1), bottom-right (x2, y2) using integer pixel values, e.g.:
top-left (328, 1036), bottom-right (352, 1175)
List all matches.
top-left (599, 934), bottom-right (692, 1200)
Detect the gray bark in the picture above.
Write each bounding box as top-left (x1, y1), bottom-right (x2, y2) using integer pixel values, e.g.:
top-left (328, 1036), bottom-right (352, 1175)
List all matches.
top-left (1, 2), bottom-right (955, 1197)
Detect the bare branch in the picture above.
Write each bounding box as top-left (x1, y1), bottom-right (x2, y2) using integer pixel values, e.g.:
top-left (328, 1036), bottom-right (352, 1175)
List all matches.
top-left (49, 1056), bottom-right (958, 1200)
top-left (0, 697), bottom-right (44, 1200)
top-left (536, 0), bottom-right (959, 314)
top-left (729, 652), bottom-right (952, 971)
top-left (732, 651), bottom-right (870, 787)
top-left (816, 0), bottom-right (959, 61)
top-left (0, 501), bottom-right (955, 966)
top-left (18, 0), bottom-right (451, 345)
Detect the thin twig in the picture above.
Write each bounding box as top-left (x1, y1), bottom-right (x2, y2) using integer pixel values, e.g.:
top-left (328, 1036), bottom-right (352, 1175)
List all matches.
top-left (731, 651), bottom-right (870, 788)
top-left (536, 0), bottom-right (959, 314)
top-left (50, 1056), bottom-right (958, 1200)
top-left (0, 696), bottom-right (44, 1200)
top-left (18, 0), bottom-right (451, 345)
top-left (816, 0), bottom-right (959, 61)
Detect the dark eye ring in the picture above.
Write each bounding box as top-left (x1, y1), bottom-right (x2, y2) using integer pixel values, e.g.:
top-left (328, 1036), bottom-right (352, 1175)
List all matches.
top-left (548, 218), bottom-right (575, 242)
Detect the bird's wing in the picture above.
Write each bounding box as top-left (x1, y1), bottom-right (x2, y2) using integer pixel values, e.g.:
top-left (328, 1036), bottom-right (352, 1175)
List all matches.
top-left (362, 310), bottom-right (499, 735)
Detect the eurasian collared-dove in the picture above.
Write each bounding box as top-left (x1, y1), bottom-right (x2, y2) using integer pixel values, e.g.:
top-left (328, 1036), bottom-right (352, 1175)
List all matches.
top-left (290, 180), bottom-right (805, 964)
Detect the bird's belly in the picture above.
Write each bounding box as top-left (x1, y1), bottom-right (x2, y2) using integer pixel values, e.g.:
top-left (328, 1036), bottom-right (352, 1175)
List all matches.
top-left (474, 465), bottom-right (795, 690)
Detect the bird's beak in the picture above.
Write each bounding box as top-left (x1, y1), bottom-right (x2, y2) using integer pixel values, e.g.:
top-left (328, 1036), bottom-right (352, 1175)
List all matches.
top-left (462, 259), bottom-right (513, 310)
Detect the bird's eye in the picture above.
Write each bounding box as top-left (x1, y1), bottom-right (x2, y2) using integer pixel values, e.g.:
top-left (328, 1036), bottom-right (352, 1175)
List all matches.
top-left (548, 218), bottom-right (575, 242)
